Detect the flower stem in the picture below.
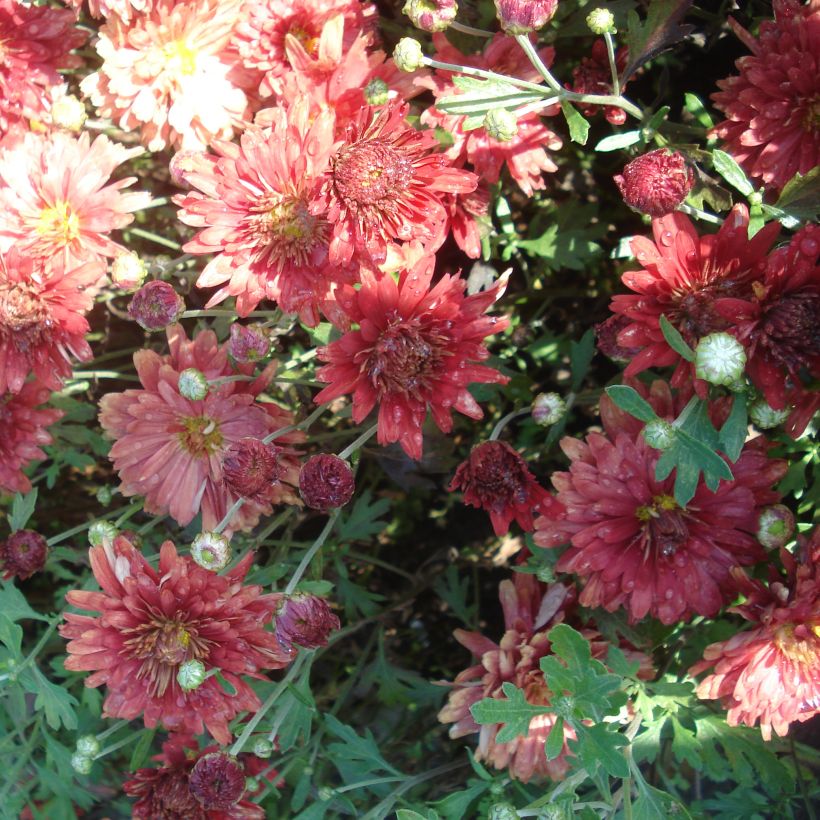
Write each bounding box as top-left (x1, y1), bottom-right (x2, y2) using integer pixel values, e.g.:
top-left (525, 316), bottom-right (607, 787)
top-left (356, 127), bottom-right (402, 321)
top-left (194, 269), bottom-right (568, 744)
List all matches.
top-left (262, 404), bottom-right (328, 445)
top-left (489, 407), bottom-right (530, 441)
top-left (450, 20), bottom-right (493, 37)
top-left (678, 203), bottom-right (724, 225)
top-left (181, 309), bottom-right (282, 318)
top-left (93, 730), bottom-right (144, 760)
top-left (421, 56), bottom-right (548, 93)
top-left (46, 501), bottom-right (143, 546)
top-left (214, 497), bottom-right (244, 534)
top-left (284, 509), bottom-right (340, 596)
top-left (95, 719), bottom-right (129, 743)
top-left (603, 31), bottom-right (621, 97)
top-left (514, 34), bottom-right (563, 92)
top-left (127, 227), bottom-right (181, 251)
top-left (338, 423), bottom-right (378, 460)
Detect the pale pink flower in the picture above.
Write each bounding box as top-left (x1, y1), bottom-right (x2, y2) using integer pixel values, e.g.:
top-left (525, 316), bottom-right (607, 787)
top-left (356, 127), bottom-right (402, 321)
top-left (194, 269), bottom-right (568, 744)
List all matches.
top-left (60, 0), bottom-right (155, 22)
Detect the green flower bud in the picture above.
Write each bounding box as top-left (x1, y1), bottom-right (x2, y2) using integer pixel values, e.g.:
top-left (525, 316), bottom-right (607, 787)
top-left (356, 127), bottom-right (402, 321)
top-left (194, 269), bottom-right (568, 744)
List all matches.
top-left (586, 8), bottom-right (616, 34)
top-left (76, 735), bottom-right (100, 758)
top-left (487, 803), bottom-right (519, 820)
top-left (364, 78), bottom-right (390, 106)
top-left (71, 752), bottom-right (93, 775)
top-left (318, 786), bottom-right (337, 802)
top-left (393, 38), bottom-right (425, 73)
top-left (532, 392), bottom-right (565, 426)
top-left (642, 419), bottom-right (677, 451)
top-left (177, 659), bottom-right (207, 691)
top-left (96, 486), bottom-right (113, 506)
top-left (252, 737), bottom-right (273, 758)
top-left (191, 531), bottom-right (232, 571)
top-left (694, 332), bottom-right (747, 387)
top-left (88, 521), bottom-right (118, 547)
top-left (484, 107), bottom-right (518, 142)
top-left (178, 368), bottom-right (209, 401)
top-left (749, 398), bottom-right (790, 429)
top-left (757, 505), bottom-right (795, 550)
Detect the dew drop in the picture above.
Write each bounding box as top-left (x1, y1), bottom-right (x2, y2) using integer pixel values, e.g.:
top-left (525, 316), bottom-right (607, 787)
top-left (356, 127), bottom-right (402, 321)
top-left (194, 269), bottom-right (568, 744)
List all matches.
top-left (659, 231), bottom-right (674, 247)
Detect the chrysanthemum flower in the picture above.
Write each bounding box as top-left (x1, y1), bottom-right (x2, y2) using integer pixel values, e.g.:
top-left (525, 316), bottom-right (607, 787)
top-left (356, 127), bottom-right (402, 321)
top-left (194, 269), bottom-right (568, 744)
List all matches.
top-left (98, 324), bottom-right (302, 532)
top-left (691, 534), bottom-right (820, 740)
top-left (711, 0), bottom-right (820, 193)
top-left (0, 0), bottom-right (86, 141)
top-left (0, 529), bottom-right (48, 581)
top-left (61, 536), bottom-right (293, 744)
top-left (61, 0), bottom-right (154, 22)
top-left (0, 131), bottom-right (151, 267)
top-left (175, 98), bottom-right (352, 323)
top-left (534, 381), bottom-right (787, 624)
top-left (314, 257), bottom-right (509, 460)
top-left (567, 39), bottom-right (629, 125)
top-left (0, 247), bottom-right (104, 394)
top-left (81, 0), bottom-right (250, 152)
top-left (614, 149), bottom-right (695, 217)
top-left (0, 380), bottom-right (61, 494)
top-left (449, 440), bottom-right (550, 536)
top-left (311, 102), bottom-right (478, 267)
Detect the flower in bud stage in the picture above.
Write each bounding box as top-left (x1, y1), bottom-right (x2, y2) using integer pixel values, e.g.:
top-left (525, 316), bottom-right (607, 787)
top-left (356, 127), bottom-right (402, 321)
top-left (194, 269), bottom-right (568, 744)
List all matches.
top-left (757, 505), bottom-right (795, 550)
top-left (403, 0), bottom-right (457, 33)
top-left (484, 107), bottom-right (518, 142)
top-left (299, 454), bottom-right (355, 510)
top-left (364, 78), bottom-right (390, 106)
top-left (393, 38), bottom-right (425, 72)
top-left (275, 594), bottom-right (341, 649)
top-left (178, 368), bottom-right (209, 401)
top-left (128, 281), bottom-right (185, 331)
top-left (177, 659), bottom-right (208, 691)
top-left (532, 392), bottom-right (565, 426)
top-left (96, 486), bottom-right (113, 505)
top-left (88, 521), bottom-right (118, 547)
top-left (110, 251), bottom-right (148, 289)
top-left (190, 532), bottom-right (232, 571)
top-left (749, 399), bottom-right (790, 430)
top-left (222, 438), bottom-right (281, 503)
top-left (169, 150), bottom-right (207, 189)
top-left (695, 332), bottom-right (747, 387)
top-left (614, 149), bottom-right (695, 217)
top-left (51, 94), bottom-right (87, 132)
top-left (229, 323), bottom-right (271, 363)
top-left (252, 738), bottom-right (273, 758)
top-left (642, 419), bottom-right (677, 451)
top-left (586, 8), bottom-right (616, 34)
top-left (494, 0), bottom-right (558, 35)
top-left (488, 804), bottom-right (519, 820)
top-left (189, 752), bottom-right (246, 811)
top-left (0, 530), bottom-right (48, 580)
top-left (71, 753), bottom-right (93, 775)
top-left (75, 735), bottom-right (100, 758)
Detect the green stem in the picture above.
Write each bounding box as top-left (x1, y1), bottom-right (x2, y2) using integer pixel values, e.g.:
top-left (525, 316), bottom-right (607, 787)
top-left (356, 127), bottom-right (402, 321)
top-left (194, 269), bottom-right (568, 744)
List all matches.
top-left (678, 203), bottom-right (724, 225)
top-left (95, 719), bottom-right (129, 743)
top-left (284, 510), bottom-right (340, 595)
top-left (214, 498), bottom-right (244, 534)
top-left (262, 404), bottom-right (327, 445)
top-left (127, 227), bottom-right (181, 251)
top-left (338, 423), bottom-right (378, 460)
top-left (450, 20), bottom-right (493, 38)
top-left (94, 729), bottom-right (144, 760)
top-left (70, 371), bottom-right (141, 381)
top-left (514, 34), bottom-right (563, 92)
top-left (422, 56), bottom-right (548, 93)
top-left (16, 618), bottom-right (59, 675)
top-left (489, 407), bottom-right (530, 441)
top-left (180, 309), bottom-right (282, 319)
top-left (46, 501), bottom-right (143, 546)
top-left (603, 31), bottom-right (621, 97)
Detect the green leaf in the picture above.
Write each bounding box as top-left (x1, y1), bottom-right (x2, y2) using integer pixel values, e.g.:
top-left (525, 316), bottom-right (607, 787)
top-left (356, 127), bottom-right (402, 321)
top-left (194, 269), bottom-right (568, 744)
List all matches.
top-left (518, 224), bottom-right (603, 272)
top-left (606, 644), bottom-right (640, 679)
top-left (774, 166), bottom-right (820, 223)
top-left (436, 76), bottom-right (543, 118)
top-left (129, 728), bottom-right (156, 771)
top-left (595, 131), bottom-right (642, 152)
top-left (336, 490), bottom-right (390, 541)
top-left (684, 93), bottom-right (714, 129)
top-left (9, 489), bottom-right (38, 532)
top-left (548, 623), bottom-right (592, 668)
top-left (0, 582), bottom-right (50, 622)
top-left (572, 722), bottom-right (629, 778)
top-left (396, 811), bottom-right (428, 820)
top-left (276, 668), bottom-right (317, 751)
top-left (605, 386), bottom-right (659, 424)
top-left (644, 105), bottom-right (671, 134)
top-left (570, 330), bottom-right (596, 392)
top-left (659, 314), bottom-right (694, 362)
top-left (25, 667), bottom-right (78, 730)
top-left (717, 394), bottom-right (747, 463)
top-left (623, 0), bottom-right (694, 80)
top-left (670, 718), bottom-right (701, 770)
top-left (654, 429), bottom-right (733, 507)
top-left (0, 614), bottom-right (23, 657)
top-left (431, 782), bottom-right (489, 820)
top-left (545, 715), bottom-right (566, 760)
top-left (325, 714), bottom-right (402, 778)
top-left (561, 100), bottom-right (590, 145)
top-left (633, 783), bottom-right (692, 820)
top-left (712, 150), bottom-right (754, 197)
top-left (470, 682), bottom-right (550, 744)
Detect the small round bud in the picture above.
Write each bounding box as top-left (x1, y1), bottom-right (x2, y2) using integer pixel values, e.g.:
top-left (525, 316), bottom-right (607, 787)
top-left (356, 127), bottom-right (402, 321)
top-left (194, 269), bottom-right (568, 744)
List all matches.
top-left (0, 530), bottom-right (48, 580)
top-left (50, 94), bottom-right (87, 132)
top-left (403, 0), bottom-right (457, 33)
top-left (228, 322), bottom-right (271, 363)
top-left (275, 594), bottom-right (341, 649)
top-left (494, 0), bottom-right (557, 35)
top-left (532, 392), bottom-right (565, 426)
top-left (393, 38), bottom-right (425, 72)
top-left (299, 454), bottom-right (355, 510)
top-left (177, 659), bottom-right (207, 691)
top-left (169, 149), bottom-right (206, 189)
top-left (191, 532), bottom-right (231, 571)
top-left (586, 8), bottom-right (616, 34)
top-left (484, 107), bottom-right (518, 142)
top-left (757, 505), bottom-right (795, 550)
top-left (222, 438), bottom-right (281, 503)
top-left (642, 419), bottom-right (677, 451)
top-left (110, 251), bottom-right (148, 289)
top-left (75, 735), bottom-right (100, 758)
top-left (487, 803), bottom-right (519, 820)
top-left (252, 738), bottom-right (273, 759)
top-left (128, 280), bottom-right (185, 331)
top-left (88, 521), bottom-right (118, 548)
top-left (614, 149), bottom-right (695, 218)
top-left (363, 78), bottom-right (390, 106)
top-left (96, 486), bottom-right (113, 506)
top-left (189, 752), bottom-right (246, 811)
top-left (695, 333), bottom-right (747, 387)
top-left (178, 368), bottom-right (209, 401)
top-left (318, 787), bottom-right (336, 802)
top-left (749, 399), bottom-right (790, 429)
top-left (71, 753), bottom-right (93, 775)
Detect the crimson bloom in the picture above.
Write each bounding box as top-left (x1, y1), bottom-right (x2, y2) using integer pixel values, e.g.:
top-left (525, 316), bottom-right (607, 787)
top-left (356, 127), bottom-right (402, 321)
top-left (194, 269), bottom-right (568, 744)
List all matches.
top-left (314, 257), bottom-right (509, 460)
top-left (568, 39), bottom-right (629, 125)
top-left (691, 533), bottom-right (820, 741)
top-left (534, 381), bottom-right (787, 625)
top-left (614, 149), bottom-right (694, 217)
top-left (711, 0), bottom-right (820, 193)
top-left (61, 536), bottom-right (293, 745)
top-left (0, 529), bottom-right (48, 581)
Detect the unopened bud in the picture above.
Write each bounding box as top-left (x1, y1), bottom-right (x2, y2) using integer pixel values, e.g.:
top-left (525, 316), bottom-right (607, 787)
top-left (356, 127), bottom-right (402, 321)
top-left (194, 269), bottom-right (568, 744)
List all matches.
top-left (487, 803), bottom-right (519, 820)
top-left (51, 94), bottom-right (87, 132)
top-left (169, 149), bottom-right (207, 189)
top-left (586, 8), bottom-right (616, 34)
top-left (71, 753), bottom-right (93, 775)
top-left (96, 486), bottom-right (113, 506)
top-left (494, 0), bottom-right (557, 35)
top-left (76, 735), bottom-right (100, 758)
top-left (229, 323), bottom-right (270, 363)
top-left (177, 659), bottom-right (207, 691)
top-left (642, 419), bottom-right (677, 451)
top-left (393, 38), bottom-right (425, 73)
top-left (403, 0), bottom-right (457, 33)
top-left (252, 738), bottom-right (273, 758)
top-left (532, 392), bottom-right (565, 426)
top-left (695, 333), bottom-right (747, 387)
top-left (614, 149), bottom-right (695, 218)
top-left (275, 594), bottom-right (341, 649)
top-left (110, 251), bottom-right (148, 289)
top-left (178, 368), bottom-right (209, 401)
top-left (299, 454), bottom-right (355, 510)
top-left (189, 752), bottom-right (246, 811)
top-left (0, 530), bottom-right (48, 580)
top-left (88, 521), bottom-right (118, 547)
top-left (128, 280), bottom-right (185, 331)
top-left (749, 399), bottom-right (790, 430)
top-left (757, 505), bottom-right (795, 550)
top-left (484, 107), bottom-right (518, 142)
top-left (364, 78), bottom-right (390, 106)
top-left (191, 531), bottom-right (231, 571)
top-left (318, 786), bottom-right (336, 802)
top-left (222, 438), bottom-right (281, 503)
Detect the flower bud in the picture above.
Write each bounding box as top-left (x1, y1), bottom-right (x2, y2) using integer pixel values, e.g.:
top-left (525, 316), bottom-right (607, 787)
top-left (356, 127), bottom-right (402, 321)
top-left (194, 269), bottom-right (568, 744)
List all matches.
top-left (614, 149), bottom-right (695, 218)
top-left (642, 419), bottom-right (677, 451)
top-left (191, 531), bottom-right (231, 571)
top-left (96, 485), bottom-right (113, 505)
top-left (403, 0), bottom-right (457, 33)
top-left (229, 323), bottom-right (271, 363)
top-left (222, 438), bottom-right (281, 503)
top-left (586, 8), bottom-right (616, 34)
top-left (110, 251), bottom-right (148, 289)
top-left (363, 78), bottom-right (390, 106)
top-left (51, 94), bottom-right (87, 132)
top-left (0, 529), bottom-right (48, 580)
top-left (695, 332), bottom-right (747, 387)
top-left (178, 368), bottom-right (209, 401)
top-left (488, 804), bottom-right (519, 820)
top-left (757, 505), bottom-right (795, 550)
top-left (88, 521), bottom-right (118, 547)
top-left (484, 107), bottom-right (518, 142)
top-left (299, 454), bottom-right (355, 510)
top-left (177, 659), bottom-right (207, 691)
top-left (71, 753), bottom-right (93, 774)
top-left (252, 738), bottom-right (273, 758)
top-left (169, 149), bottom-right (206, 189)
top-left (393, 38), bottom-right (425, 72)
top-left (128, 281), bottom-right (185, 331)
top-left (494, 0), bottom-right (557, 34)
top-left (275, 594), bottom-right (341, 649)
top-left (189, 752), bottom-right (246, 811)
top-left (75, 735), bottom-right (100, 758)
top-left (532, 392), bottom-right (565, 426)
top-left (749, 399), bottom-right (790, 430)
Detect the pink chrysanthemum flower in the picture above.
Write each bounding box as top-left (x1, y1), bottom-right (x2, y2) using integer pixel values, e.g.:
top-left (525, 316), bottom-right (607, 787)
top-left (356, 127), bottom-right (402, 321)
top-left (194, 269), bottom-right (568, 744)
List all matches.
top-left (61, 0), bottom-right (154, 22)
top-left (81, 0), bottom-right (250, 152)
top-left (0, 131), bottom-right (151, 267)
top-left (0, 0), bottom-right (86, 141)
top-left (175, 98), bottom-right (353, 324)
top-left (0, 247), bottom-right (104, 394)
top-left (61, 536), bottom-right (293, 745)
top-left (314, 257), bottom-right (509, 460)
top-left (0, 380), bottom-right (62, 494)
top-left (711, 0), bottom-right (820, 193)
top-left (691, 534), bottom-right (820, 741)
top-left (534, 381), bottom-right (787, 624)
top-left (311, 101), bottom-right (478, 267)
top-left (98, 324), bottom-right (302, 532)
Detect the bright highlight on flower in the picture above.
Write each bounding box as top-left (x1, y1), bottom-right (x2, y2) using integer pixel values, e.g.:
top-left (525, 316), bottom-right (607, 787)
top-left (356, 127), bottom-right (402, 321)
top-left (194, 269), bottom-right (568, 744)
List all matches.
top-left (586, 8), bottom-right (616, 35)
top-left (695, 332), bottom-right (747, 387)
top-left (110, 251), bottom-right (147, 290)
top-left (50, 94), bottom-right (87, 133)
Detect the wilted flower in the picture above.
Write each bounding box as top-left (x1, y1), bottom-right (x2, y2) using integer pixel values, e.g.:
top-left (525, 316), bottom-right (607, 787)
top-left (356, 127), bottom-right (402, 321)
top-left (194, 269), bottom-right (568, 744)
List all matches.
top-left (222, 438), bottom-right (282, 504)
top-left (189, 752), bottom-right (245, 811)
top-left (127, 281), bottom-right (185, 331)
top-left (0, 529), bottom-right (48, 580)
top-left (274, 594), bottom-right (340, 649)
top-left (614, 149), bottom-right (694, 217)
top-left (494, 0), bottom-right (557, 34)
top-left (299, 454), bottom-right (355, 510)
top-left (229, 323), bottom-right (270, 363)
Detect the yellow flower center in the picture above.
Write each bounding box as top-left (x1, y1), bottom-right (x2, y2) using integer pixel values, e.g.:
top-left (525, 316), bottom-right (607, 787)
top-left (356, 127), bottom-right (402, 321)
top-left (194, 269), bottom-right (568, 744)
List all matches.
top-left (635, 494), bottom-right (678, 521)
top-left (288, 25), bottom-right (319, 57)
top-left (163, 39), bottom-right (198, 76)
top-left (177, 415), bottom-right (223, 457)
top-left (36, 201), bottom-right (80, 246)
top-left (775, 623), bottom-right (820, 666)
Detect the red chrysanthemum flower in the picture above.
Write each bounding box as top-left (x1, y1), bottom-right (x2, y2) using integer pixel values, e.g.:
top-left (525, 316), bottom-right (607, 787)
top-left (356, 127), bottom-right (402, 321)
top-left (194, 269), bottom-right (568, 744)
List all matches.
top-left (609, 205), bottom-right (780, 389)
top-left (534, 381), bottom-right (787, 624)
top-left (711, 0), bottom-right (820, 193)
top-left (0, 529), bottom-right (48, 581)
top-left (311, 101), bottom-right (478, 267)
top-left (691, 533), bottom-right (820, 741)
top-left (0, 380), bottom-right (62, 493)
top-left (314, 257), bottom-right (510, 460)
top-left (568, 39), bottom-right (629, 125)
top-left (449, 440), bottom-right (550, 536)
top-left (61, 536), bottom-right (293, 745)
top-left (98, 324), bottom-right (302, 532)
top-left (438, 574), bottom-right (653, 782)
top-left (0, 131), bottom-right (151, 267)
top-left (0, 247), bottom-right (104, 394)
top-left (175, 98), bottom-right (353, 324)
top-left (614, 149), bottom-right (695, 217)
